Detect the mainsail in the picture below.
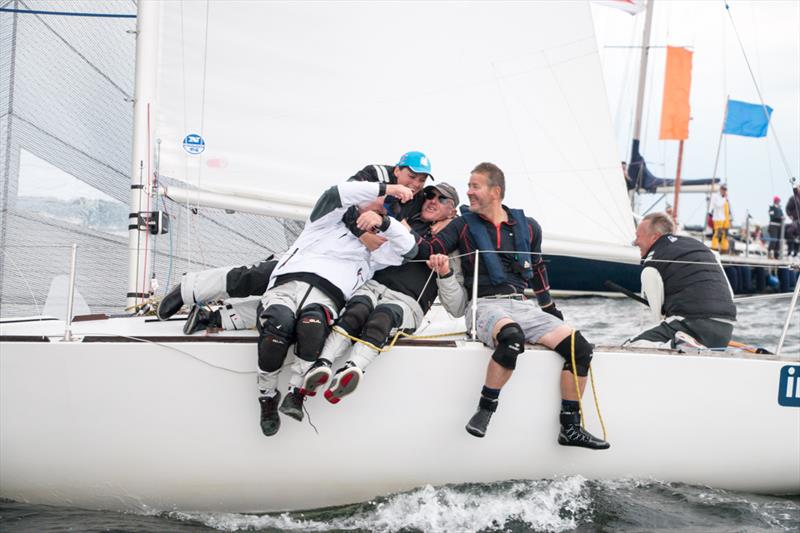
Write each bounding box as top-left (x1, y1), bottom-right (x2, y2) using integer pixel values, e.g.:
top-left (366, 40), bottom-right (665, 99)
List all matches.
top-left (149, 0), bottom-right (636, 259)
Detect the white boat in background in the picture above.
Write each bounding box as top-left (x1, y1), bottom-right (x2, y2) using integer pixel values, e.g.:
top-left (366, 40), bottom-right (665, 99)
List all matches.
top-left (0, 0), bottom-right (798, 513)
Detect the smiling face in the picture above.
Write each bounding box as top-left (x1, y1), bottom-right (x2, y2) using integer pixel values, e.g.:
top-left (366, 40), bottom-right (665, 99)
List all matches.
top-left (466, 171), bottom-right (500, 216)
top-left (394, 166), bottom-right (429, 194)
top-left (634, 219), bottom-right (661, 258)
top-left (421, 190), bottom-right (456, 223)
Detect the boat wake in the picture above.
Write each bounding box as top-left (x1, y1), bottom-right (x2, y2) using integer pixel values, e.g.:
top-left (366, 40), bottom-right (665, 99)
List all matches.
top-left (163, 477), bottom-right (799, 532)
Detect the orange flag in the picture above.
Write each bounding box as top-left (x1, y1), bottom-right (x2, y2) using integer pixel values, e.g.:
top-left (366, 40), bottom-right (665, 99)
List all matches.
top-left (659, 46), bottom-right (693, 140)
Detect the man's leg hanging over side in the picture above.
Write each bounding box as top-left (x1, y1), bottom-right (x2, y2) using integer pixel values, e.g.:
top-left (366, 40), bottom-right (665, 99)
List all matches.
top-left (466, 319), bottom-right (525, 438)
top-left (549, 329), bottom-right (610, 450)
top-left (280, 303), bottom-right (333, 420)
top-left (256, 303), bottom-right (296, 436)
top-left (325, 303), bottom-right (403, 404)
top-left (304, 295), bottom-right (373, 397)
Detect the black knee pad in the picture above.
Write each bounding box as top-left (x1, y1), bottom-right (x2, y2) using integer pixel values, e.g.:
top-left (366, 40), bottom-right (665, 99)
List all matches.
top-left (257, 304), bottom-right (295, 372)
top-left (492, 323), bottom-right (525, 370)
top-left (361, 304), bottom-right (402, 348)
top-left (295, 304), bottom-right (333, 362)
top-left (336, 296), bottom-right (374, 336)
top-left (555, 331), bottom-right (594, 377)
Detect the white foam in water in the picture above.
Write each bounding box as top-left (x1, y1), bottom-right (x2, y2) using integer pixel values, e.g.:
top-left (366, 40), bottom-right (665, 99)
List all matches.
top-left (171, 475), bottom-right (593, 532)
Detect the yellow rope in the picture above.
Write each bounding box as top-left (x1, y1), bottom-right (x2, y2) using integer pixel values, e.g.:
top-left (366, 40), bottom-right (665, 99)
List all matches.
top-left (332, 325), bottom-right (466, 353)
top-left (569, 329), bottom-right (608, 441)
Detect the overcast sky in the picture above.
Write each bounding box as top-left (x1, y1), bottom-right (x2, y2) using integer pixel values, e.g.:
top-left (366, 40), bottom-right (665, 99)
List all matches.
top-left (590, 0), bottom-right (799, 227)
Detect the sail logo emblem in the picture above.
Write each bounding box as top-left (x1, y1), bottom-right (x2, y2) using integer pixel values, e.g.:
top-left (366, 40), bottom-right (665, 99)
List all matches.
top-left (182, 133), bottom-right (205, 155)
top-left (778, 365), bottom-right (800, 407)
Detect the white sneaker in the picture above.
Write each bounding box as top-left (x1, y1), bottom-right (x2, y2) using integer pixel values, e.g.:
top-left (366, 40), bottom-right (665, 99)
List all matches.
top-left (673, 331), bottom-right (706, 351)
top-left (300, 359), bottom-right (332, 397)
top-left (324, 362), bottom-right (363, 404)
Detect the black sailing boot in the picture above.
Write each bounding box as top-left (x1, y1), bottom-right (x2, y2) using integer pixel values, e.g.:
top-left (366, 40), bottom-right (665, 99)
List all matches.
top-left (465, 395), bottom-right (498, 438)
top-left (558, 409), bottom-right (610, 450)
top-left (182, 304), bottom-right (222, 335)
top-left (259, 391), bottom-right (281, 437)
top-left (279, 387), bottom-right (306, 422)
top-left (157, 284), bottom-right (184, 320)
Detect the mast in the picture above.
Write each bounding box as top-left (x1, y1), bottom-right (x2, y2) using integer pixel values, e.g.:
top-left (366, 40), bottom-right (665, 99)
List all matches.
top-left (672, 139), bottom-right (684, 220)
top-left (630, 0), bottom-right (655, 161)
top-left (126, 0), bottom-right (159, 311)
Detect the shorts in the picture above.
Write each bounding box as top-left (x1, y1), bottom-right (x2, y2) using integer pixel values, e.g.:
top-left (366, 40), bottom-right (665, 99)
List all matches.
top-left (465, 297), bottom-right (563, 348)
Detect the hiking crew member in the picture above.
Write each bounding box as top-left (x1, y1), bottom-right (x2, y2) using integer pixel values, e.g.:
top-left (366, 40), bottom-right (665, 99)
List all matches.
top-left (301, 183), bottom-right (464, 403)
top-left (627, 212), bottom-right (736, 349)
top-left (256, 180), bottom-right (418, 436)
top-left (157, 151), bottom-right (434, 332)
top-left (423, 162), bottom-right (609, 450)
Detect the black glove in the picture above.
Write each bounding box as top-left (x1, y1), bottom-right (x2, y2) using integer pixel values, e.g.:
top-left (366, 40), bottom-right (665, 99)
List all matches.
top-left (541, 303), bottom-right (564, 321)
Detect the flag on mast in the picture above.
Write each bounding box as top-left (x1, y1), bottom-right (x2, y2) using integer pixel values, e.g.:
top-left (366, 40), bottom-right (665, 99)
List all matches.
top-left (722, 99), bottom-right (773, 138)
top-left (659, 46), bottom-right (693, 140)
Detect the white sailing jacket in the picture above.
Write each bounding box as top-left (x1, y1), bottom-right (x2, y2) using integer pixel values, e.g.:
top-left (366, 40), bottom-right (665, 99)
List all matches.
top-left (269, 181), bottom-right (417, 304)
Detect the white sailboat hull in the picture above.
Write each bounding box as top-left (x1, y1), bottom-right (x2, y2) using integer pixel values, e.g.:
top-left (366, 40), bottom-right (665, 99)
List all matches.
top-left (1, 317), bottom-right (798, 512)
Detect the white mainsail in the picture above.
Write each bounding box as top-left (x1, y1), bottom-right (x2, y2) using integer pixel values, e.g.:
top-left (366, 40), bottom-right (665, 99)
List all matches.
top-left (150, 1), bottom-right (636, 258)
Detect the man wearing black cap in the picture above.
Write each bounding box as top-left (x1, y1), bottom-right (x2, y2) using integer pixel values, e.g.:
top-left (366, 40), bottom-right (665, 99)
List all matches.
top-left (301, 182), bottom-right (462, 404)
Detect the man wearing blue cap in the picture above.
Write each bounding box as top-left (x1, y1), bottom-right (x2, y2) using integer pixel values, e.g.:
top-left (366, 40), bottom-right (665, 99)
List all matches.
top-left (347, 151), bottom-right (433, 223)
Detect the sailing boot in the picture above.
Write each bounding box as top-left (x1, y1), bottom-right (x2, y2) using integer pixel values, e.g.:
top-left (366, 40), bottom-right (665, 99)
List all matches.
top-left (301, 359), bottom-right (332, 396)
top-left (465, 395), bottom-right (498, 438)
top-left (258, 391), bottom-right (281, 437)
top-left (558, 409), bottom-right (610, 450)
top-left (324, 362), bottom-right (363, 404)
top-left (157, 283), bottom-right (184, 320)
top-left (183, 304), bottom-right (222, 335)
top-left (278, 387), bottom-right (306, 421)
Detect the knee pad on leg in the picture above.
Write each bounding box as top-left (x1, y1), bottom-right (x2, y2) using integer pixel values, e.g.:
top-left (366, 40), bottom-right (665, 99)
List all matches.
top-left (295, 304), bottom-right (333, 362)
top-left (336, 296), bottom-right (374, 336)
top-left (555, 331), bottom-right (593, 377)
top-left (491, 323), bottom-right (525, 370)
top-left (361, 304), bottom-right (402, 348)
top-left (257, 304), bottom-right (295, 372)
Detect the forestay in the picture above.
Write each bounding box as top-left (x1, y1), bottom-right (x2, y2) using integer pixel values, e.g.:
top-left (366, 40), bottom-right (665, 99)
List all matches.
top-left (152, 1), bottom-right (637, 261)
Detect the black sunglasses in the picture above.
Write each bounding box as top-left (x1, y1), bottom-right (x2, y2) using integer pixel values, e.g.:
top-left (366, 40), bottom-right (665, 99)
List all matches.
top-left (424, 189), bottom-right (452, 205)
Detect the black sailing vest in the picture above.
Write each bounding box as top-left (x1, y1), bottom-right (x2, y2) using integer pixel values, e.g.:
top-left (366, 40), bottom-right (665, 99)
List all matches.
top-left (645, 234), bottom-right (736, 320)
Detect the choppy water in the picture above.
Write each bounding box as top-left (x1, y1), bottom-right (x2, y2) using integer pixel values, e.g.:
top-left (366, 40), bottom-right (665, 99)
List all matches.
top-left (1, 298), bottom-right (798, 532)
top-left (2, 478), bottom-right (798, 532)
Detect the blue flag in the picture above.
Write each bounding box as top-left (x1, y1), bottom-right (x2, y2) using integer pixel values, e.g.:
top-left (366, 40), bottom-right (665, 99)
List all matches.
top-left (723, 99), bottom-right (773, 137)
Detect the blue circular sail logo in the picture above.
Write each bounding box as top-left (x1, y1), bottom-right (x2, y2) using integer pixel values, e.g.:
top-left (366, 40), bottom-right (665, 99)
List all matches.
top-left (182, 133), bottom-right (205, 155)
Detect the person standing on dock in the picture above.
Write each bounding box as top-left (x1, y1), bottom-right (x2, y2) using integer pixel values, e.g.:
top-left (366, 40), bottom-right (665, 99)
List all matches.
top-left (710, 184), bottom-right (732, 254)
top-left (768, 196), bottom-right (784, 260)
top-left (627, 212), bottom-right (736, 350)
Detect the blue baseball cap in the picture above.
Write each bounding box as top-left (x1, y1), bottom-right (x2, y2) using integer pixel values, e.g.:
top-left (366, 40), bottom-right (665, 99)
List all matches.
top-left (396, 151), bottom-right (433, 179)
